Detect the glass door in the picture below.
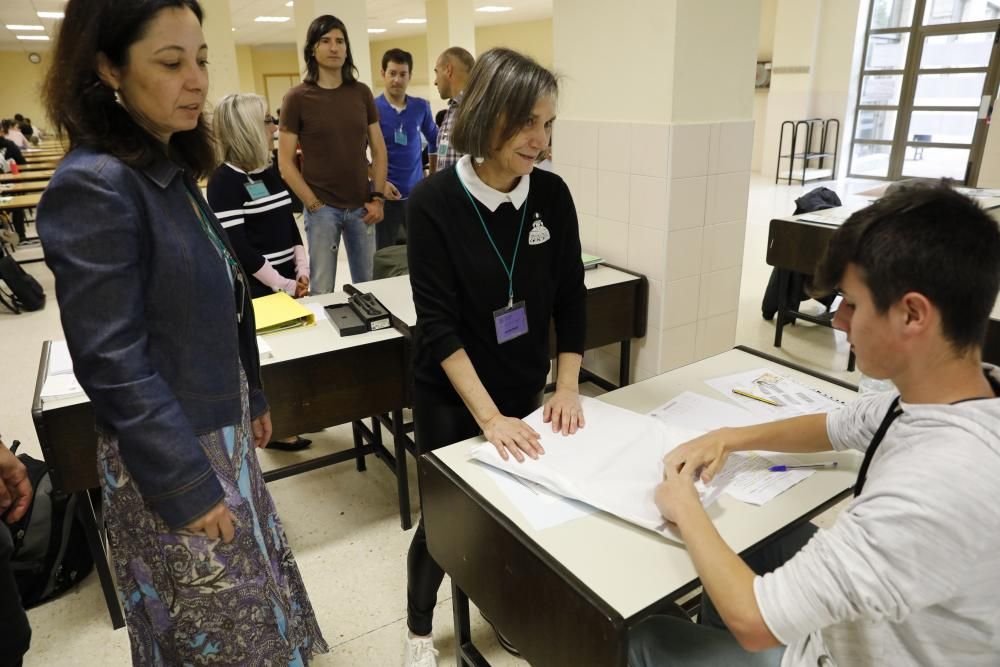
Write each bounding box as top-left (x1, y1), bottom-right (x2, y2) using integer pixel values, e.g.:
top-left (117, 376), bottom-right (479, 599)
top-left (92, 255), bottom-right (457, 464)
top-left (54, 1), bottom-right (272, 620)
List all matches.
top-left (848, 0), bottom-right (1000, 183)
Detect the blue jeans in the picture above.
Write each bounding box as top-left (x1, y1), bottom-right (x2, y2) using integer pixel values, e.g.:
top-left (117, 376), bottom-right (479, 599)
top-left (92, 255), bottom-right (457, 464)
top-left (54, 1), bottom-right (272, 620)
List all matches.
top-left (304, 205), bottom-right (374, 294)
top-left (628, 522), bottom-right (818, 667)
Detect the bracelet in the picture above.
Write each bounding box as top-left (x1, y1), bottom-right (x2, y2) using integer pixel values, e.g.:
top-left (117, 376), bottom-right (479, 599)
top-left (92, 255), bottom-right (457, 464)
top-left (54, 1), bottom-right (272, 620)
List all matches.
top-left (368, 192), bottom-right (385, 202)
top-left (307, 200), bottom-right (324, 212)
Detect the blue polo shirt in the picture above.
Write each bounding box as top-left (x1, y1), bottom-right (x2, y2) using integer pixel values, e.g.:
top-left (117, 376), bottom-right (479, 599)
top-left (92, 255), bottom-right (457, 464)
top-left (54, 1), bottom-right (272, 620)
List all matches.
top-left (376, 94), bottom-right (439, 198)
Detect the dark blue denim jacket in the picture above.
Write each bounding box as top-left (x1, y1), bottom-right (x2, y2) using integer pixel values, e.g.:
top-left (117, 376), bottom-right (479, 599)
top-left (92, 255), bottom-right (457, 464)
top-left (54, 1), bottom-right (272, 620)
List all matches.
top-left (37, 147), bottom-right (268, 530)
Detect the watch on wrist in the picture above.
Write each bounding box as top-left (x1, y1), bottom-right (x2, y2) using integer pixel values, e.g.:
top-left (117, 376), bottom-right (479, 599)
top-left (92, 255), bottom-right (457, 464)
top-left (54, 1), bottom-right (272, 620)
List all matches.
top-left (368, 192), bottom-right (385, 202)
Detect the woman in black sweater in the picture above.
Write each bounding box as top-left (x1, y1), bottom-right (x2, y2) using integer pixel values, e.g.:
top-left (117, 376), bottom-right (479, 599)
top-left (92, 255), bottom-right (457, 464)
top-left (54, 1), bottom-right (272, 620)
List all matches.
top-left (403, 48), bottom-right (586, 666)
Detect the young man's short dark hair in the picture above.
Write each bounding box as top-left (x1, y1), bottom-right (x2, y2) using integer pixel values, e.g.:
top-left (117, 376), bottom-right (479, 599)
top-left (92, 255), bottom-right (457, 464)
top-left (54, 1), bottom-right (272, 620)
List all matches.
top-left (814, 183), bottom-right (1000, 351)
top-left (381, 48), bottom-right (413, 73)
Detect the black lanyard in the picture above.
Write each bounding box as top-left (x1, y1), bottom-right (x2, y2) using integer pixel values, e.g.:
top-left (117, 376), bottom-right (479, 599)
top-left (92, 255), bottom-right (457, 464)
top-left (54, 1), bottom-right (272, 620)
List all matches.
top-left (853, 372), bottom-right (1000, 497)
top-left (853, 397), bottom-right (902, 497)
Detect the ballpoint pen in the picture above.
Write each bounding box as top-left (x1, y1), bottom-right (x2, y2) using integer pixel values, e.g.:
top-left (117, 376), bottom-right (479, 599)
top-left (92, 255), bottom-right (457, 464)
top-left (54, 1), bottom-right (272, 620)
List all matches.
top-left (768, 462), bottom-right (839, 472)
top-left (732, 388), bottom-right (782, 406)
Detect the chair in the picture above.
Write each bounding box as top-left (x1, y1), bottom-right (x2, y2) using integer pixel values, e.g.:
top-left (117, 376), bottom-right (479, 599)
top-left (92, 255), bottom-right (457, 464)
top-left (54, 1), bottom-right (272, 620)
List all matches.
top-left (911, 134), bottom-right (932, 160)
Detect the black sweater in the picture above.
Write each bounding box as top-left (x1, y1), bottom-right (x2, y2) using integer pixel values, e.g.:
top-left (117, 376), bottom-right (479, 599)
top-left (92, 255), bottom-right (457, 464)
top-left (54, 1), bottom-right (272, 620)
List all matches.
top-left (407, 167), bottom-right (586, 406)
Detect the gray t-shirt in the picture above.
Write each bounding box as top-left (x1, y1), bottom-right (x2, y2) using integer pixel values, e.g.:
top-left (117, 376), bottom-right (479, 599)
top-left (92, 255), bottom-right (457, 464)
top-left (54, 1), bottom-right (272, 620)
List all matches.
top-left (755, 366), bottom-right (1000, 666)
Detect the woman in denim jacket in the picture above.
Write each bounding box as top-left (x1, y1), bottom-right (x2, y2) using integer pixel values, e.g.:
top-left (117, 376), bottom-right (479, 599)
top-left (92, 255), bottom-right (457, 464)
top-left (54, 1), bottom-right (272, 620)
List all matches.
top-left (35, 1), bottom-right (327, 664)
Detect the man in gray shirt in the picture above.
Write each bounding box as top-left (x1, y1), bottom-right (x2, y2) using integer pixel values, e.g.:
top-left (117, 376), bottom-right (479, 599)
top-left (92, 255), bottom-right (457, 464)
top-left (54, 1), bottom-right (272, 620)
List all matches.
top-left (631, 184), bottom-right (1000, 666)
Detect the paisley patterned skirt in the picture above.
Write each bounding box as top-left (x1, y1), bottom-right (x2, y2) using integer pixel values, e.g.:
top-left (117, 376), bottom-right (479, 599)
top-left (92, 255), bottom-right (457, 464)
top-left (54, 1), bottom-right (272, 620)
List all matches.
top-left (97, 375), bottom-right (328, 665)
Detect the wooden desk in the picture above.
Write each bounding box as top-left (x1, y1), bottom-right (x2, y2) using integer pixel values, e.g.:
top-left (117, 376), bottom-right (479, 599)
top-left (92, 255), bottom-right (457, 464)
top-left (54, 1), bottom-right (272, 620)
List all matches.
top-left (0, 192), bottom-right (42, 211)
top-left (0, 169), bottom-right (56, 182)
top-left (421, 347), bottom-right (859, 667)
top-left (32, 293), bottom-right (412, 628)
top-left (0, 180), bottom-right (48, 195)
top-left (18, 162), bottom-right (59, 171)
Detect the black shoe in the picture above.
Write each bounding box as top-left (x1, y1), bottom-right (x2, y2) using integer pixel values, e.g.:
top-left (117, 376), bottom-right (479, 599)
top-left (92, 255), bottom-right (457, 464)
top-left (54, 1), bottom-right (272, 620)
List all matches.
top-left (481, 613), bottom-right (520, 657)
top-left (265, 436), bottom-right (312, 451)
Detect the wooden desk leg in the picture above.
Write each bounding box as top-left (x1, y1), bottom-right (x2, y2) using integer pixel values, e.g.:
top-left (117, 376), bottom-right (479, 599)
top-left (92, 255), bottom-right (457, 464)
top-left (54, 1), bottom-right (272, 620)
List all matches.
top-left (75, 490), bottom-right (124, 629)
top-left (451, 581), bottom-right (491, 667)
top-left (618, 339), bottom-right (631, 388)
top-left (351, 421), bottom-right (367, 472)
top-left (774, 269), bottom-right (790, 348)
top-left (392, 408), bottom-right (412, 531)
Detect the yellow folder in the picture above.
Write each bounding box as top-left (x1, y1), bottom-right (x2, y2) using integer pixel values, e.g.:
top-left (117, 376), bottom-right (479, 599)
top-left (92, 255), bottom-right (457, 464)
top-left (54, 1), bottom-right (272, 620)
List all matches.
top-left (251, 292), bottom-right (316, 335)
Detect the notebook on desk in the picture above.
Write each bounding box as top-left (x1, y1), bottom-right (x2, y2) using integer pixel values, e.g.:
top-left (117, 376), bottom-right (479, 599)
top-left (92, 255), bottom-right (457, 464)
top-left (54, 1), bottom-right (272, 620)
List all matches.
top-left (252, 292), bottom-right (316, 335)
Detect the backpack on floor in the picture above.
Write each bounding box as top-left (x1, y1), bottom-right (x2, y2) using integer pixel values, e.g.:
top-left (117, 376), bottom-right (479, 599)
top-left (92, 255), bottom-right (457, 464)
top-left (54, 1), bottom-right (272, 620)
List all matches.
top-left (0, 251), bottom-right (45, 313)
top-left (6, 442), bottom-right (94, 608)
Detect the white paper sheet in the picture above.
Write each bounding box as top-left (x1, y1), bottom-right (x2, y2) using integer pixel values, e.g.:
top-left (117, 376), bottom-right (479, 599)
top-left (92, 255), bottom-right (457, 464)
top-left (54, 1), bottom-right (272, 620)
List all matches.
top-left (40, 373), bottom-right (84, 399)
top-left (716, 452), bottom-right (813, 505)
top-left (48, 340), bottom-right (74, 376)
top-left (256, 336), bottom-right (274, 360)
top-left (480, 463), bottom-right (596, 530)
top-left (648, 391), bottom-right (764, 432)
top-left (468, 396), bottom-right (729, 542)
top-left (705, 368), bottom-right (844, 420)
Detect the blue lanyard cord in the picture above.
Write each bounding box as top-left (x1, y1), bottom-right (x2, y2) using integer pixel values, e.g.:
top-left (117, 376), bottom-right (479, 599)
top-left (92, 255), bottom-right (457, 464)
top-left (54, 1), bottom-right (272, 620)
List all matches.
top-left (458, 177), bottom-right (528, 306)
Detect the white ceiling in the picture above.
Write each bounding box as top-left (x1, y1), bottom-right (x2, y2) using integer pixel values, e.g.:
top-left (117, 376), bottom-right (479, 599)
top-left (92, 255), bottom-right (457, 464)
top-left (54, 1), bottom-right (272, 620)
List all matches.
top-left (0, 0), bottom-right (552, 52)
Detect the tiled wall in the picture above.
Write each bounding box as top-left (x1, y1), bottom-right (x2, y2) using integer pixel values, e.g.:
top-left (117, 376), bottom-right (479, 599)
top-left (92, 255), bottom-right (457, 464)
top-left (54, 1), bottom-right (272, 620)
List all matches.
top-left (552, 119), bottom-right (753, 383)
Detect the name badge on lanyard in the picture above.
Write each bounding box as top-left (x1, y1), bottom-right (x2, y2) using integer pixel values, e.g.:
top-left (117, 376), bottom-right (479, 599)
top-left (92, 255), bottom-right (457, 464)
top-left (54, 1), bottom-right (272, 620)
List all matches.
top-left (244, 180), bottom-right (269, 200)
top-left (437, 138), bottom-right (449, 158)
top-left (494, 300), bottom-right (529, 344)
top-left (394, 126), bottom-right (408, 146)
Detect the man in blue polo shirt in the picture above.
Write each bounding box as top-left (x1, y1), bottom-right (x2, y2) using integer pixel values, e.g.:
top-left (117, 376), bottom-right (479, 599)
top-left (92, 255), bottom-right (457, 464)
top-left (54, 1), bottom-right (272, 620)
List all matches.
top-left (375, 48), bottom-right (439, 250)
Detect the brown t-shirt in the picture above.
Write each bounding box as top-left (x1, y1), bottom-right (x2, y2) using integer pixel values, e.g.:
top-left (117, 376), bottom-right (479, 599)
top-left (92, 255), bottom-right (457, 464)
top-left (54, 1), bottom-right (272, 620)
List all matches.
top-left (280, 81), bottom-right (378, 209)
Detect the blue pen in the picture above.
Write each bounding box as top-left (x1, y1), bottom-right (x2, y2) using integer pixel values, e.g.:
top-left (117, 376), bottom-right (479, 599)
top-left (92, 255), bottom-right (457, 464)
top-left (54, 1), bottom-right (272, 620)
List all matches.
top-left (769, 462), bottom-right (839, 472)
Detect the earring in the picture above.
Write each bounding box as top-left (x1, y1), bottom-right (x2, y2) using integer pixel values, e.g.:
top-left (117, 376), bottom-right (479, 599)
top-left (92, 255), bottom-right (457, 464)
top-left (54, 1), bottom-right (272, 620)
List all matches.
top-left (474, 156), bottom-right (485, 165)
top-left (113, 88), bottom-right (124, 105)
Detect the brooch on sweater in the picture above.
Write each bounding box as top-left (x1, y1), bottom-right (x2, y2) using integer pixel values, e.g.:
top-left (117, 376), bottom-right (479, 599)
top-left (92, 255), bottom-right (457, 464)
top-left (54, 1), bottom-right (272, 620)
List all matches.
top-left (528, 213), bottom-right (551, 246)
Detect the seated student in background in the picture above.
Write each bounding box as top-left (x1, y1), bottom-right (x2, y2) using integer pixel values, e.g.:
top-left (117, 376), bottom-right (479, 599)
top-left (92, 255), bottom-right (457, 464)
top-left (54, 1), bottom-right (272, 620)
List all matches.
top-left (375, 47), bottom-right (438, 250)
top-left (208, 93), bottom-right (313, 452)
top-left (0, 434), bottom-right (32, 667)
top-left (2, 120), bottom-right (27, 149)
top-left (630, 184), bottom-right (1000, 667)
top-left (0, 125), bottom-right (28, 241)
top-left (404, 47), bottom-right (587, 666)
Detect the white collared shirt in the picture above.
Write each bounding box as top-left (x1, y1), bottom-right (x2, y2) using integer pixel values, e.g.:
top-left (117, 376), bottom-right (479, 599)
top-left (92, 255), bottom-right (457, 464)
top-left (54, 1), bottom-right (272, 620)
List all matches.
top-left (455, 154), bottom-right (530, 212)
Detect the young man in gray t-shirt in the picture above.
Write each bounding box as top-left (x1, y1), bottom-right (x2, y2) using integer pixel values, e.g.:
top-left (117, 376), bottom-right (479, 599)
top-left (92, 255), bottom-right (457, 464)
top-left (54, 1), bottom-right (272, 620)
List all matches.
top-left (631, 185), bottom-right (1000, 667)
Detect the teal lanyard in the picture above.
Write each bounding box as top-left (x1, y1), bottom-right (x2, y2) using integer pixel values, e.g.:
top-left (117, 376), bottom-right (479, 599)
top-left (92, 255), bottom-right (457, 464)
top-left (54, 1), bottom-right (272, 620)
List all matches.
top-left (185, 189), bottom-right (241, 280)
top-left (458, 176), bottom-right (528, 307)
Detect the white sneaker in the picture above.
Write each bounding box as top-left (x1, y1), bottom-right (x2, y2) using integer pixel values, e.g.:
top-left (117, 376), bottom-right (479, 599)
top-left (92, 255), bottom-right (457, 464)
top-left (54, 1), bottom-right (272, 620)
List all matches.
top-left (404, 631), bottom-right (439, 667)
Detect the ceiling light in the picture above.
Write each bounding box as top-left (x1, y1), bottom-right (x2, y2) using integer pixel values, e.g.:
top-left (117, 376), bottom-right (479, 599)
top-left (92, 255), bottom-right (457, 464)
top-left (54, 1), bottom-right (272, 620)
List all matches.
top-left (286, 1), bottom-right (294, 6)
top-left (368, 28), bottom-right (387, 33)
top-left (476, 5), bottom-right (513, 11)
top-left (254, 16), bottom-right (291, 22)
top-left (36, 12), bottom-right (64, 19)
top-left (396, 18), bottom-right (427, 24)
top-left (17, 35), bottom-right (50, 40)
top-left (6, 25), bottom-right (44, 30)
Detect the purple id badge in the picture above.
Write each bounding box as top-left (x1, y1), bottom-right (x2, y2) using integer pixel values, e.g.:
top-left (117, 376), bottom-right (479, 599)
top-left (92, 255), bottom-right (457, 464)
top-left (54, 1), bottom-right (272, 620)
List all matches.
top-left (493, 300), bottom-right (529, 344)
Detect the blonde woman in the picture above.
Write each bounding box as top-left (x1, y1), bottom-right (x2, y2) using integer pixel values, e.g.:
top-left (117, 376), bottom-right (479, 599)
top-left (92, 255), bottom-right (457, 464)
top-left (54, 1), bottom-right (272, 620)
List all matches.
top-left (208, 93), bottom-right (309, 300)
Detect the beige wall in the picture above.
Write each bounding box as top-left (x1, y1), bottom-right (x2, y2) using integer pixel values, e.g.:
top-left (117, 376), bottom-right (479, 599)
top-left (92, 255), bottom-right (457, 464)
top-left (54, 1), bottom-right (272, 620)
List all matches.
top-left (0, 51), bottom-right (53, 130)
top-left (476, 18), bottom-right (553, 69)
top-left (236, 45), bottom-right (256, 96)
top-left (249, 46), bottom-right (300, 104)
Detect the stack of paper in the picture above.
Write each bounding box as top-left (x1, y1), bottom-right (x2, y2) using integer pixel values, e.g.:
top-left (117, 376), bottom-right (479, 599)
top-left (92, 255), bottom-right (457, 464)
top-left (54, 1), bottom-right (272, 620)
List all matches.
top-left (705, 368), bottom-right (843, 420)
top-left (40, 341), bottom-right (86, 400)
top-left (469, 396), bottom-right (729, 542)
top-left (581, 252), bottom-right (603, 270)
top-left (252, 292), bottom-right (316, 335)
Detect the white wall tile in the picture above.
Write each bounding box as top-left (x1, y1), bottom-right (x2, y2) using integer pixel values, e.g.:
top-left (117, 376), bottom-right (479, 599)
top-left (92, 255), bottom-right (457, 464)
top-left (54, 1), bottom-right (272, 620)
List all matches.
top-left (663, 275), bottom-right (700, 329)
top-left (578, 213), bottom-right (599, 251)
top-left (598, 122), bottom-right (631, 174)
top-left (631, 123), bottom-right (670, 178)
top-left (632, 328), bottom-right (661, 382)
top-left (708, 123), bottom-right (722, 175)
top-left (702, 221), bottom-right (746, 273)
top-left (553, 163), bottom-right (579, 196)
top-left (553, 119), bottom-right (581, 167)
top-left (578, 121), bottom-right (600, 170)
top-left (660, 323), bottom-right (697, 371)
top-left (667, 176), bottom-right (707, 231)
top-left (710, 171), bottom-right (751, 224)
top-left (698, 267), bottom-right (741, 320)
top-left (627, 225), bottom-right (666, 283)
top-left (576, 167), bottom-right (598, 216)
top-left (695, 310), bottom-right (738, 360)
top-left (717, 120), bottom-right (755, 174)
top-left (646, 277), bottom-right (663, 331)
top-left (597, 170), bottom-right (629, 222)
top-left (666, 227), bottom-right (703, 281)
top-left (629, 175), bottom-right (668, 230)
top-left (670, 123), bottom-right (711, 179)
top-left (596, 218), bottom-right (628, 266)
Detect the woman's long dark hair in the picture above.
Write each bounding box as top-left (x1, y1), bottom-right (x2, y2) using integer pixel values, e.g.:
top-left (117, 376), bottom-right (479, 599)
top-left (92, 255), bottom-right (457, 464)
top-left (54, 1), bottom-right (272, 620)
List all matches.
top-left (43, 0), bottom-right (216, 178)
top-left (302, 15), bottom-right (359, 85)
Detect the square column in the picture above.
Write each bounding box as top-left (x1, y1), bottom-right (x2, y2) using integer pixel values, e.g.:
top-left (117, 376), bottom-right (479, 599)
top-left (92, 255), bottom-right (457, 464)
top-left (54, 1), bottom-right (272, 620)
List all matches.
top-left (425, 0), bottom-right (476, 84)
